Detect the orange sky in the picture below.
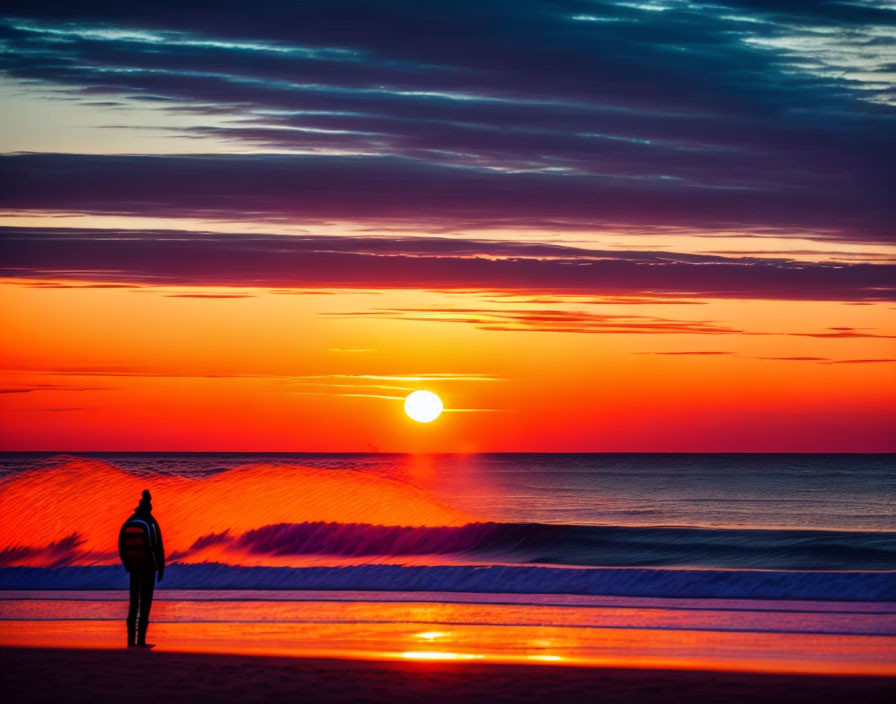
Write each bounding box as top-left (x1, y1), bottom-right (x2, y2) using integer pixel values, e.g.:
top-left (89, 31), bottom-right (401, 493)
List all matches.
top-left (1, 280), bottom-right (893, 451)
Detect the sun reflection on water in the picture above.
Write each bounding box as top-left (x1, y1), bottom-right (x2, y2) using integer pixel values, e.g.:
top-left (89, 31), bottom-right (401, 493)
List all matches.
top-left (415, 631), bottom-right (450, 641)
top-left (400, 651), bottom-right (484, 661)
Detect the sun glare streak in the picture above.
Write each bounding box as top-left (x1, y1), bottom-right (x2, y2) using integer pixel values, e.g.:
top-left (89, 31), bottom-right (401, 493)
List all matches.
top-left (399, 651), bottom-right (484, 661)
top-left (415, 631), bottom-right (450, 641)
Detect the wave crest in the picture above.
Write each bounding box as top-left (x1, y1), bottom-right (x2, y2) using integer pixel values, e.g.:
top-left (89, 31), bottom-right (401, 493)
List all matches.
top-left (0, 459), bottom-right (472, 565)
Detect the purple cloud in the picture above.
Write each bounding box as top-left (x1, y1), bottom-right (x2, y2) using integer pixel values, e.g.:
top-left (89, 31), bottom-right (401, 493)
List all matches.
top-left (1, 152), bottom-right (892, 243)
top-left (1, 227), bottom-right (894, 301)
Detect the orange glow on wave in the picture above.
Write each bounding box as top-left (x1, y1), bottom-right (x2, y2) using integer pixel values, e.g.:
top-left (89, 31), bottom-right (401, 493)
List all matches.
top-left (0, 458), bottom-right (472, 567)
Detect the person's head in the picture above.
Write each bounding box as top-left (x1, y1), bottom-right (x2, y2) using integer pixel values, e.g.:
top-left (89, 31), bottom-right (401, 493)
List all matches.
top-left (135, 489), bottom-right (152, 514)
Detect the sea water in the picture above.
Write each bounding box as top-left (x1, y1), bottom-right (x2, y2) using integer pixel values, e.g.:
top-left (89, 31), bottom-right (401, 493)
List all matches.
top-left (1, 453), bottom-right (894, 672)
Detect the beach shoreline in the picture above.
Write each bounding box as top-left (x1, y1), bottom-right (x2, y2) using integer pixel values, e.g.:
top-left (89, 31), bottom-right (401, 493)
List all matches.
top-left (2, 646), bottom-right (894, 704)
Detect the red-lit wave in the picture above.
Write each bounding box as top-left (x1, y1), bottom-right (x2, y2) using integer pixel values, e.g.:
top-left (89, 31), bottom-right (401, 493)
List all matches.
top-left (0, 459), bottom-right (472, 567)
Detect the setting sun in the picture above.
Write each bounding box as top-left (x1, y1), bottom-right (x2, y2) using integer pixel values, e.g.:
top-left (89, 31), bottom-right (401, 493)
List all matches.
top-left (404, 390), bottom-right (444, 423)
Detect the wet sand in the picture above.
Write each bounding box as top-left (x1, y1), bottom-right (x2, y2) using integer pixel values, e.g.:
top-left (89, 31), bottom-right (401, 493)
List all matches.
top-left (1, 647), bottom-right (894, 704)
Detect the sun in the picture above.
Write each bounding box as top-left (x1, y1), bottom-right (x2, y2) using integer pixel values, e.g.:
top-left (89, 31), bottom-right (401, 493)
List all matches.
top-left (404, 390), bottom-right (443, 423)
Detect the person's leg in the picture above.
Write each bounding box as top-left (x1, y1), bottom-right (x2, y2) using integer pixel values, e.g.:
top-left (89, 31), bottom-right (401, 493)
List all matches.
top-left (126, 571), bottom-right (139, 647)
top-left (136, 571), bottom-right (156, 646)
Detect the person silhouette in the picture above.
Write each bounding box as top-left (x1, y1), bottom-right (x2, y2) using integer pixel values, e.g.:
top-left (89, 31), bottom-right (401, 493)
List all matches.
top-left (118, 489), bottom-right (165, 648)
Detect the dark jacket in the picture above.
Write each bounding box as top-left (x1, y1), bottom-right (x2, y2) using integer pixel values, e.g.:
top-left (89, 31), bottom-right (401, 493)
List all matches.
top-left (119, 511), bottom-right (165, 579)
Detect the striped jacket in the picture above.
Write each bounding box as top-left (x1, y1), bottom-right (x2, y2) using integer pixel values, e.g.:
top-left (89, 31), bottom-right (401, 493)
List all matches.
top-left (118, 513), bottom-right (165, 577)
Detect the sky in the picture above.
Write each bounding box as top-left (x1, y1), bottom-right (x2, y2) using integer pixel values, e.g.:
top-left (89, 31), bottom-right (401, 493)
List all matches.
top-left (0, 0), bottom-right (894, 451)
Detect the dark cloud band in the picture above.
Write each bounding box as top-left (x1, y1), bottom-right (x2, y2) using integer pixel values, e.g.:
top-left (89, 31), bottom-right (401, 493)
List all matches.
top-left (1, 152), bottom-right (892, 242)
top-left (2, 226), bottom-right (893, 301)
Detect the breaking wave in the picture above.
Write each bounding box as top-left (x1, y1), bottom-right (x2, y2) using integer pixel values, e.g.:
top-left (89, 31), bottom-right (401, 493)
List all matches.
top-left (3, 520), bottom-right (894, 571)
top-left (2, 457), bottom-right (894, 575)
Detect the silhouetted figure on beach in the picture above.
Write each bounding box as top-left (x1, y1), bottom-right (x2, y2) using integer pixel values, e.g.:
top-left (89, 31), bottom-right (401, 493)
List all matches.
top-left (118, 490), bottom-right (165, 648)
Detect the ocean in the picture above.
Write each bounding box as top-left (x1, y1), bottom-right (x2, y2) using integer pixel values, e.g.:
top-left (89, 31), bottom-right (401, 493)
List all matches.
top-left (1, 453), bottom-right (894, 672)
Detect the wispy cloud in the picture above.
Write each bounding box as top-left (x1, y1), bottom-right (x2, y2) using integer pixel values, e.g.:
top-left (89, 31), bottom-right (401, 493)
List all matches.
top-left (789, 330), bottom-right (896, 339)
top-left (327, 307), bottom-right (740, 335)
top-left (0, 384), bottom-right (114, 393)
top-left (10, 407), bottom-right (99, 413)
top-left (751, 356), bottom-right (830, 362)
top-left (164, 293), bottom-right (256, 299)
top-left (826, 358), bottom-right (896, 364)
top-left (3, 227), bottom-right (893, 301)
top-left (739, 356), bottom-right (896, 364)
top-left (291, 373), bottom-right (501, 382)
top-left (642, 351), bottom-right (733, 355)
top-left (288, 391), bottom-right (406, 401)
top-left (0, 368), bottom-right (501, 384)
top-left (1, 147), bottom-right (892, 244)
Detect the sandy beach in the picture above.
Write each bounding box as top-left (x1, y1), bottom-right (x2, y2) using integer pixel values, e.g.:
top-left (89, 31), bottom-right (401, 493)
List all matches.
top-left (2, 647), bottom-right (894, 704)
